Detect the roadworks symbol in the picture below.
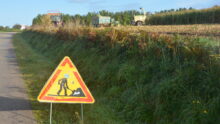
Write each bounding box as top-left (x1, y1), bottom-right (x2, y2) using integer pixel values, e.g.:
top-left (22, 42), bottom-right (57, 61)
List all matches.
top-left (37, 56), bottom-right (95, 104)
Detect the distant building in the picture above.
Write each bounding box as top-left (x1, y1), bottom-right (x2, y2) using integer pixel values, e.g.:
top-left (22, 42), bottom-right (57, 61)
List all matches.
top-left (20, 25), bottom-right (29, 30)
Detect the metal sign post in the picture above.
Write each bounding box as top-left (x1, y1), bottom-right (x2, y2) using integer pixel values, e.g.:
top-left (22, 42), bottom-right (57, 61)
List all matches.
top-left (81, 104), bottom-right (84, 124)
top-left (50, 103), bottom-right (53, 124)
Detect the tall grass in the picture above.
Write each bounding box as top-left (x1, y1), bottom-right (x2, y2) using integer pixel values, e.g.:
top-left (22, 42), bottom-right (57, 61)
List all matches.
top-left (15, 27), bottom-right (220, 124)
top-left (148, 6), bottom-right (220, 25)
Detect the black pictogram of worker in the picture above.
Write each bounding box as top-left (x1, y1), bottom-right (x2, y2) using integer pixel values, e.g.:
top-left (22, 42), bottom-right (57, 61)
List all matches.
top-left (57, 74), bottom-right (70, 96)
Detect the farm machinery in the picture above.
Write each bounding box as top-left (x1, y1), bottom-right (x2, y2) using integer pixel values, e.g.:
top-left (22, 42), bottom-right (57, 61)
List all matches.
top-left (92, 15), bottom-right (119, 27)
top-left (47, 11), bottom-right (62, 26)
top-left (132, 8), bottom-right (147, 26)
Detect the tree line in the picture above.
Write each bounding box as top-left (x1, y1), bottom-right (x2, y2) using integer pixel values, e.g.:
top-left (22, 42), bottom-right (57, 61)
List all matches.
top-left (0, 24), bottom-right (22, 31)
top-left (32, 6), bottom-right (220, 26)
top-left (32, 10), bottom-right (142, 26)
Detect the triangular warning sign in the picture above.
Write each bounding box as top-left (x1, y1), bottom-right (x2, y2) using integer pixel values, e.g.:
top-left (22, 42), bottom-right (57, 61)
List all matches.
top-left (38, 56), bottom-right (95, 104)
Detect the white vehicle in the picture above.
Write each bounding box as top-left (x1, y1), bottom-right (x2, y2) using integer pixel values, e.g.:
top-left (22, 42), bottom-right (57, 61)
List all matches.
top-left (132, 8), bottom-right (147, 26)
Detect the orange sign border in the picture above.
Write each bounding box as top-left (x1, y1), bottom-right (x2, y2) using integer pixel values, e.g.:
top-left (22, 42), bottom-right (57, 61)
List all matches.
top-left (37, 56), bottom-right (95, 104)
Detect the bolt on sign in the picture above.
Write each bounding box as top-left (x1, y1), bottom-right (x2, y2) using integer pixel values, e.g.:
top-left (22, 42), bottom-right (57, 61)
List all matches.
top-left (37, 56), bottom-right (95, 104)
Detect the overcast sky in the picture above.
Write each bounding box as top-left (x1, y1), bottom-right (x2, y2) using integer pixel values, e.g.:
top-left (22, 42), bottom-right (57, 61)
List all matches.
top-left (0, 0), bottom-right (219, 27)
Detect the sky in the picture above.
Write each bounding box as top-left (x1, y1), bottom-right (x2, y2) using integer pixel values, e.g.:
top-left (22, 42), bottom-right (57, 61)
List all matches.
top-left (0, 0), bottom-right (219, 27)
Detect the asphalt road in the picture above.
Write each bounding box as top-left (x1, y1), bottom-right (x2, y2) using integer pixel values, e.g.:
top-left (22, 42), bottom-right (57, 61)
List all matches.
top-left (0, 33), bottom-right (36, 124)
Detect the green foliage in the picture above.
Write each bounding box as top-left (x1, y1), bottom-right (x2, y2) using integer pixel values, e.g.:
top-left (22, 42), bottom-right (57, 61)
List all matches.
top-left (15, 30), bottom-right (220, 124)
top-left (0, 26), bottom-right (5, 30)
top-left (32, 14), bottom-right (53, 26)
top-left (63, 10), bottom-right (141, 26)
top-left (148, 6), bottom-right (220, 25)
top-left (32, 14), bottom-right (44, 25)
top-left (32, 10), bottom-right (141, 26)
top-left (13, 24), bottom-right (22, 29)
top-left (0, 25), bottom-right (21, 32)
top-left (13, 33), bottom-right (124, 124)
top-left (32, 6), bottom-right (220, 26)
top-left (155, 7), bottom-right (194, 14)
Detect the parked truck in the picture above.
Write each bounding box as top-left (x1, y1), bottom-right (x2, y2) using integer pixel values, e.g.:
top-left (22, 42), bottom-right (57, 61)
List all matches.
top-left (47, 12), bottom-right (62, 26)
top-left (92, 15), bottom-right (119, 27)
top-left (132, 8), bottom-right (147, 26)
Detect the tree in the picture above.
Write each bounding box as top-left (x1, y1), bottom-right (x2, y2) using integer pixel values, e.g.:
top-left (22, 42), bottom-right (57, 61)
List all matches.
top-left (32, 14), bottom-right (52, 26)
top-left (5, 26), bottom-right (10, 30)
top-left (13, 24), bottom-right (22, 29)
top-left (40, 15), bottom-right (52, 26)
top-left (0, 26), bottom-right (4, 30)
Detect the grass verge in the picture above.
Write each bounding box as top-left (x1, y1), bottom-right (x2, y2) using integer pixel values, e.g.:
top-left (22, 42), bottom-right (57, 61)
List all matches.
top-left (13, 33), bottom-right (123, 124)
top-left (13, 29), bottom-right (220, 124)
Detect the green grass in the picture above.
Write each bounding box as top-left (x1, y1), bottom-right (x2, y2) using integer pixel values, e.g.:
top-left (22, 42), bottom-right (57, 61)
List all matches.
top-left (0, 29), bottom-right (22, 32)
top-left (13, 30), bottom-right (220, 124)
top-left (13, 33), bottom-right (123, 124)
